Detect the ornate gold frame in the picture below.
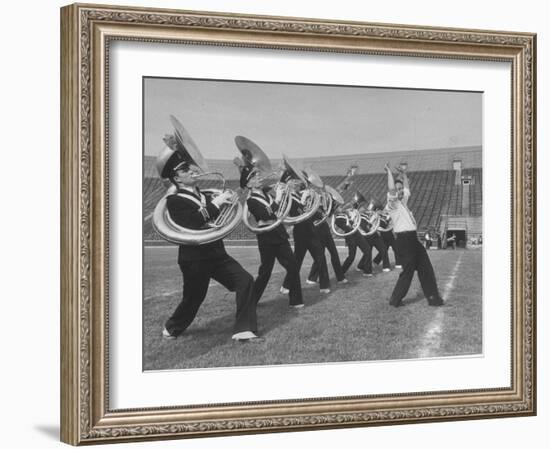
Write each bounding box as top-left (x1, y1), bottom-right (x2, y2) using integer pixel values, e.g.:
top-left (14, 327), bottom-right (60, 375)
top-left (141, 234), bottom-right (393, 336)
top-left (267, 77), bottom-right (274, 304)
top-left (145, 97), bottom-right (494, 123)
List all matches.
top-left (60, 3), bottom-right (536, 445)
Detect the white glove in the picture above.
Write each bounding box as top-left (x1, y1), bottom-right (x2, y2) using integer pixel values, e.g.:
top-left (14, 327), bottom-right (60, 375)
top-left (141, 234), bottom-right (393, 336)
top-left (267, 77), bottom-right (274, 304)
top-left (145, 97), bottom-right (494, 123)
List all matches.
top-left (275, 185), bottom-right (284, 202)
top-left (212, 191), bottom-right (232, 208)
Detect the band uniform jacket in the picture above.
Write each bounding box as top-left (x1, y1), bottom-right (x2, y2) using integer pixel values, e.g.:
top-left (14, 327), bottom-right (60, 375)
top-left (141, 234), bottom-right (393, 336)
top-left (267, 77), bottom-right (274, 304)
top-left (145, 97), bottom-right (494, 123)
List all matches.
top-left (247, 190), bottom-right (289, 246)
top-left (311, 201), bottom-right (336, 236)
top-left (166, 188), bottom-right (226, 262)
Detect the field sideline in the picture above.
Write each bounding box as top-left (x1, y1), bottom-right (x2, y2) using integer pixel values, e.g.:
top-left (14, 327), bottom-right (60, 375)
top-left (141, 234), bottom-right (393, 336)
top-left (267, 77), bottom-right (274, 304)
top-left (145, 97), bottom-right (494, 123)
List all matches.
top-left (143, 246), bottom-right (482, 371)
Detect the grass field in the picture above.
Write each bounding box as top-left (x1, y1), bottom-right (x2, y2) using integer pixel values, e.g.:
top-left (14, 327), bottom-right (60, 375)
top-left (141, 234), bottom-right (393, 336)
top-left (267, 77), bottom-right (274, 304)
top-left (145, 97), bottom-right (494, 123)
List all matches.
top-left (143, 245), bottom-right (482, 371)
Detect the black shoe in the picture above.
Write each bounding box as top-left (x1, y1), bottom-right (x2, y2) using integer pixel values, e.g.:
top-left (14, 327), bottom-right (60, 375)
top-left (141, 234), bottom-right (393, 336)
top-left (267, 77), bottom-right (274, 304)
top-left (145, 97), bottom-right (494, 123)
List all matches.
top-left (427, 296), bottom-right (445, 306)
top-left (389, 300), bottom-right (403, 308)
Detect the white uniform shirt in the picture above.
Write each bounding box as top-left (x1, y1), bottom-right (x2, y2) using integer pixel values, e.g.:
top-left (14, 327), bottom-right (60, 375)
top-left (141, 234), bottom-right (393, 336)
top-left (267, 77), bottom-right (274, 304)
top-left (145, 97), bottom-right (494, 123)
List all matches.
top-left (386, 187), bottom-right (417, 233)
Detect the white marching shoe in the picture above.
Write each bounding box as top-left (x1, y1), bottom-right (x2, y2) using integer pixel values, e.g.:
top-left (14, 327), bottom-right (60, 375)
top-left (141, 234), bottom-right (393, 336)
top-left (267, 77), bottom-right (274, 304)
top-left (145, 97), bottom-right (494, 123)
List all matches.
top-left (162, 327), bottom-right (176, 340)
top-left (280, 286), bottom-right (289, 294)
top-left (232, 331), bottom-right (260, 341)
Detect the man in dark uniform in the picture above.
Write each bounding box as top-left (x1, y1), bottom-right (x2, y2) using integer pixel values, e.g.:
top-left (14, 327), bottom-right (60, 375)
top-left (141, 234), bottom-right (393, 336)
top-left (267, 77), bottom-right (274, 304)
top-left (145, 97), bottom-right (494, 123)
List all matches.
top-left (334, 206), bottom-right (374, 276)
top-left (384, 163), bottom-right (444, 307)
top-left (281, 174), bottom-right (331, 294)
top-left (158, 121), bottom-right (259, 342)
top-left (356, 204), bottom-right (391, 274)
top-left (373, 211), bottom-right (401, 268)
top-left (307, 191), bottom-right (347, 285)
top-left (240, 163), bottom-right (304, 308)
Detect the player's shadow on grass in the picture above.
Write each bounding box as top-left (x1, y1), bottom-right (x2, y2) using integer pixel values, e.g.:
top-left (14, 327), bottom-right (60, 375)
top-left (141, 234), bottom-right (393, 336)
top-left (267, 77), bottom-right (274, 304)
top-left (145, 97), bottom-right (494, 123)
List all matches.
top-left (401, 291), bottom-right (427, 306)
top-left (255, 283), bottom-right (338, 335)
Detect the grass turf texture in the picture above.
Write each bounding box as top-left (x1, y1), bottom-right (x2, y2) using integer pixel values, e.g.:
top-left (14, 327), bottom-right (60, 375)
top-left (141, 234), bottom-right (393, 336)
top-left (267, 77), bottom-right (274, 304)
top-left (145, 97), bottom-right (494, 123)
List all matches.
top-left (143, 246), bottom-right (482, 370)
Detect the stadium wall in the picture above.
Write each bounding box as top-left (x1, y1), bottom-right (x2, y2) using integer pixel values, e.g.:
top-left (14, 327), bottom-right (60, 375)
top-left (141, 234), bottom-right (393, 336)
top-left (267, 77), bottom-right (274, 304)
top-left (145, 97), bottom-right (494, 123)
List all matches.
top-left (144, 146), bottom-right (482, 245)
top-left (144, 145), bottom-right (482, 179)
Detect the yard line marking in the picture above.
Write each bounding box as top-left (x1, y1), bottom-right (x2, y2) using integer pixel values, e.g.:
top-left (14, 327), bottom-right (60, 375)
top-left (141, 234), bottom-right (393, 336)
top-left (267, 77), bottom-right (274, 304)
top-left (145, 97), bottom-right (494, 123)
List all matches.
top-left (417, 252), bottom-right (464, 359)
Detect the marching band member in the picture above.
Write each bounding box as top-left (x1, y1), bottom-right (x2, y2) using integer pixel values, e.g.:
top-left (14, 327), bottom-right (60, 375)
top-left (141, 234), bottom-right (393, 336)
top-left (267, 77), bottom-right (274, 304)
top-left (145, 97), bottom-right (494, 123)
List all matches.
top-left (281, 174), bottom-right (331, 294)
top-left (235, 141), bottom-right (304, 308)
top-left (373, 210), bottom-right (401, 268)
top-left (159, 120), bottom-right (259, 342)
top-left (356, 202), bottom-right (391, 274)
top-left (307, 190), bottom-right (347, 285)
top-left (334, 201), bottom-right (373, 277)
top-left (384, 163), bottom-right (444, 307)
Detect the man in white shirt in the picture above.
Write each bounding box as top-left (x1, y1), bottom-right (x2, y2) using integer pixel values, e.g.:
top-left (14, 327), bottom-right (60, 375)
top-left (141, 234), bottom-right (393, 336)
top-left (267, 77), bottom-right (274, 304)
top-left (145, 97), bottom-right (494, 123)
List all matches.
top-left (384, 163), bottom-right (444, 307)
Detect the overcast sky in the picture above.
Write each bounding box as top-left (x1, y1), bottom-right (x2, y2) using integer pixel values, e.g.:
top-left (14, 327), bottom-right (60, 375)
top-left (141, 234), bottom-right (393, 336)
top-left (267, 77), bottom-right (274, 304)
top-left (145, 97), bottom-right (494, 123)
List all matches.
top-left (144, 77), bottom-right (481, 160)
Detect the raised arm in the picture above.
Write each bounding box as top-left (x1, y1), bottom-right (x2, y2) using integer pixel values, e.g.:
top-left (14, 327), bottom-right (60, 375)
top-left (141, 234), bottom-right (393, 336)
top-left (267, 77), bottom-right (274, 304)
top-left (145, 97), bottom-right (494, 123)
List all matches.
top-left (385, 163), bottom-right (396, 194)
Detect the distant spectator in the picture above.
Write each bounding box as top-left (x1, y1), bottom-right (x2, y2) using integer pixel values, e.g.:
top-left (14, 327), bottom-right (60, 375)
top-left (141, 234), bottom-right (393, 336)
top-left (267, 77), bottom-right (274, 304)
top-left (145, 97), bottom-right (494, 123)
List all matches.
top-left (446, 233), bottom-right (457, 250)
top-left (424, 230), bottom-right (432, 250)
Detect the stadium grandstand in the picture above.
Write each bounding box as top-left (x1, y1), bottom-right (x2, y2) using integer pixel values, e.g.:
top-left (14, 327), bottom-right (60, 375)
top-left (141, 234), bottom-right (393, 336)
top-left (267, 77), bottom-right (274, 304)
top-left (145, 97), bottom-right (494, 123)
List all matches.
top-left (143, 145), bottom-right (482, 248)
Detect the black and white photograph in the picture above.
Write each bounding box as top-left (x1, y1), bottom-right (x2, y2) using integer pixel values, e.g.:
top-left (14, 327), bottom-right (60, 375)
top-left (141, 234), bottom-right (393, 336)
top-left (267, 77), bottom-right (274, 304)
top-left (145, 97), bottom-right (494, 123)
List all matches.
top-left (142, 77), bottom-right (483, 371)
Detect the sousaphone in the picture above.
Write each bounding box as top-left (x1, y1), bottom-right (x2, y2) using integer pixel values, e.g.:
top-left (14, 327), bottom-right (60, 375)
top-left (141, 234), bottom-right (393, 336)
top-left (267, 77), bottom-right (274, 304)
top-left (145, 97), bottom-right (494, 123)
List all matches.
top-left (358, 197), bottom-right (381, 237)
top-left (301, 167), bottom-right (336, 227)
top-left (152, 115), bottom-right (243, 245)
top-left (331, 191), bottom-right (364, 237)
top-left (281, 155), bottom-right (321, 225)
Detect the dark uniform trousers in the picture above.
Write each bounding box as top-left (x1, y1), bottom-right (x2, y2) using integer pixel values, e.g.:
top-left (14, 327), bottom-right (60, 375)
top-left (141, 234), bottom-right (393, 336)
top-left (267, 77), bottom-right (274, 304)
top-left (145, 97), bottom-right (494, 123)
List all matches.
top-left (308, 221), bottom-right (345, 282)
top-left (166, 255), bottom-right (256, 335)
top-left (358, 233), bottom-right (390, 272)
top-left (282, 194), bottom-right (330, 290)
top-left (283, 222), bottom-right (330, 290)
top-left (254, 241), bottom-right (303, 306)
top-left (389, 231), bottom-right (441, 306)
top-left (247, 192), bottom-right (303, 306)
top-left (341, 233), bottom-right (372, 274)
top-left (374, 230), bottom-right (401, 266)
top-left (164, 189), bottom-right (257, 336)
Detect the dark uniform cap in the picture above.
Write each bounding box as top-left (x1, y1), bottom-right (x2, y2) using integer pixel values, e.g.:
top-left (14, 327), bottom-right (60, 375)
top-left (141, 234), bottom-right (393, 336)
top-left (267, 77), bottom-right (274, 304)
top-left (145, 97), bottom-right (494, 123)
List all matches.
top-left (156, 145), bottom-right (187, 179)
top-left (280, 169), bottom-right (293, 183)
